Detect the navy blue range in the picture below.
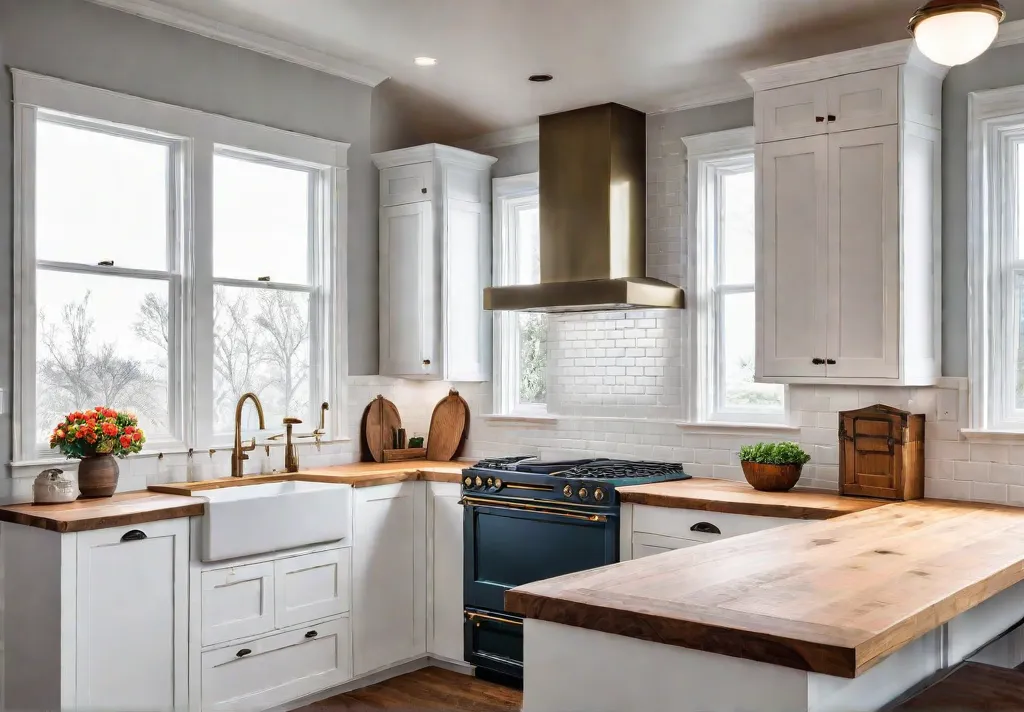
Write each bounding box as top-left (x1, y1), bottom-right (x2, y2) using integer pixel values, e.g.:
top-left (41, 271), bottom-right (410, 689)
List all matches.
top-left (461, 456), bottom-right (690, 685)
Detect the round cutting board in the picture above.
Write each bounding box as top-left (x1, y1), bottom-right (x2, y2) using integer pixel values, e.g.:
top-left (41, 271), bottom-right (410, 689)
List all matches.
top-left (363, 395), bottom-right (402, 463)
top-left (426, 389), bottom-right (469, 462)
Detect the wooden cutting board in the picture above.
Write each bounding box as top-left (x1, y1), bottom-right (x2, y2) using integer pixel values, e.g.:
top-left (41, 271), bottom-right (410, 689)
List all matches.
top-left (362, 395), bottom-right (403, 463)
top-left (426, 389), bottom-right (469, 461)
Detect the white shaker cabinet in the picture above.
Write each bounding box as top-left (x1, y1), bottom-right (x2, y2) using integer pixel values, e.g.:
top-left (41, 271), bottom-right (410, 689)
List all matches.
top-left (373, 144), bottom-right (496, 381)
top-left (747, 44), bottom-right (944, 386)
top-left (351, 482), bottom-right (427, 676)
top-left (2, 518), bottom-right (189, 712)
top-left (426, 481), bottom-right (464, 662)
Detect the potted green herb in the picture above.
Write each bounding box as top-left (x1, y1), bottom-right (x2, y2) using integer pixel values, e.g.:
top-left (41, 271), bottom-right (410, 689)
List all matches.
top-left (738, 442), bottom-right (811, 492)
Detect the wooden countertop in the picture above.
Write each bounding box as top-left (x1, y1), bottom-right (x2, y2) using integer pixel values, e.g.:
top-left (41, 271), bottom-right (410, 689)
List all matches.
top-left (617, 478), bottom-right (888, 519)
top-left (506, 498), bottom-right (1024, 679)
top-left (0, 490), bottom-right (205, 533)
top-left (148, 460), bottom-right (468, 495)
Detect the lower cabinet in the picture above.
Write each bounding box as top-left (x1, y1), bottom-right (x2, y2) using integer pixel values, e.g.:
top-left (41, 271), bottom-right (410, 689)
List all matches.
top-left (201, 616), bottom-right (351, 711)
top-left (352, 482), bottom-right (427, 675)
top-left (427, 481), bottom-right (464, 661)
top-left (1, 518), bottom-right (189, 712)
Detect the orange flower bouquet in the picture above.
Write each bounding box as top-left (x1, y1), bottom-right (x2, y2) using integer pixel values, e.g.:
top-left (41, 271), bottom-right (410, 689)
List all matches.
top-left (49, 407), bottom-right (146, 459)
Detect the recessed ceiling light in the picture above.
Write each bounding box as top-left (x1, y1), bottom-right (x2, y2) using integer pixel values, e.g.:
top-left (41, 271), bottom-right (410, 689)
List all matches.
top-left (414, 57), bottom-right (437, 67)
top-left (529, 74), bottom-right (554, 83)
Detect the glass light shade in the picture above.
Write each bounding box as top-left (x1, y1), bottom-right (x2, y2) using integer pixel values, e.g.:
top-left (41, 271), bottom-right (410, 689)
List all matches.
top-left (913, 9), bottom-right (1001, 66)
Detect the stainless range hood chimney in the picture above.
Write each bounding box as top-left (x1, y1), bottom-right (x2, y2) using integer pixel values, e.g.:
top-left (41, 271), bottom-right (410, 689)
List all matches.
top-left (484, 103), bottom-right (684, 313)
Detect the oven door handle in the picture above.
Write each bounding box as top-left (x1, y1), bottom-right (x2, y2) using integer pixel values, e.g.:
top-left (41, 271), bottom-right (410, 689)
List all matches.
top-left (460, 497), bottom-right (609, 523)
top-left (465, 610), bottom-right (524, 626)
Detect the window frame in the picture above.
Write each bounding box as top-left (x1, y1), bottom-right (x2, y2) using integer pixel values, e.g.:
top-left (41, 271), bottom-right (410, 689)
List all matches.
top-left (491, 172), bottom-right (546, 416)
top-left (12, 69), bottom-right (350, 462)
top-left (683, 127), bottom-right (786, 425)
top-left (969, 84), bottom-right (1024, 431)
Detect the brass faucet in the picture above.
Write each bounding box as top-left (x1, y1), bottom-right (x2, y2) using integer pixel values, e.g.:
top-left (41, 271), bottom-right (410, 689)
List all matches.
top-left (283, 417), bottom-right (301, 473)
top-left (231, 392), bottom-right (266, 477)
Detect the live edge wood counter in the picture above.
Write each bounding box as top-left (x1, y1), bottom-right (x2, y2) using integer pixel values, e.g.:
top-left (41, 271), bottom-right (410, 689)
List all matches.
top-left (148, 460), bottom-right (468, 495)
top-left (505, 499), bottom-right (1024, 679)
top-left (617, 478), bottom-right (888, 519)
top-left (0, 490), bottom-right (205, 533)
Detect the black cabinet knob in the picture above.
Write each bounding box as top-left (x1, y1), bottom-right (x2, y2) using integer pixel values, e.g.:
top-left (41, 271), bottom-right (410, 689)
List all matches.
top-left (236, 648), bottom-right (251, 658)
top-left (422, 359), bottom-right (431, 366)
top-left (305, 630), bottom-right (318, 639)
top-left (690, 522), bottom-right (722, 535)
top-left (812, 358), bottom-right (826, 365)
top-left (815, 116), bottom-right (825, 123)
top-left (826, 358), bottom-right (837, 365)
top-left (827, 114), bottom-right (837, 122)
top-left (421, 188), bottom-right (428, 194)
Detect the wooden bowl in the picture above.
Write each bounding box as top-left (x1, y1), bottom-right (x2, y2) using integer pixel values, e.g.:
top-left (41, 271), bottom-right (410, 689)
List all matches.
top-left (741, 461), bottom-right (803, 492)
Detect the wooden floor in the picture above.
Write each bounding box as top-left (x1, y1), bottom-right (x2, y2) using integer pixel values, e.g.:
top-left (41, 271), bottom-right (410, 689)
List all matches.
top-left (298, 667), bottom-right (522, 711)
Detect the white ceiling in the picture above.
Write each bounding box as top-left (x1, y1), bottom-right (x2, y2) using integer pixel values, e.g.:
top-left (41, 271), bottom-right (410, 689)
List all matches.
top-left (99, 0), bottom-right (1024, 142)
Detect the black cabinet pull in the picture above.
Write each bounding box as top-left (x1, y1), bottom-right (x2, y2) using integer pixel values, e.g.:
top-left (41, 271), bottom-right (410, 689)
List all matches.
top-left (811, 357), bottom-right (826, 365)
top-left (826, 358), bottom-right (837, 365)
top-left (827, 114), bottom-right (837, 122)
top-left (690, 522), bottom-right (721, 535)
top-left (98, 260), bottom-right (114, 267)
top-left (304, 630), bottom-right (318, 639)
top-left (121, 530), bottom-right (147, 542)
top-left (815, 116), bottom-right (825, 123)
top-left (236, 648), bottom-right (251, 658)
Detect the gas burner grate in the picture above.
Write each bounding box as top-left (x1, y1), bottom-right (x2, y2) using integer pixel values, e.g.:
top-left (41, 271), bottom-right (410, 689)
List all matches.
top-left (561, 460), bottom-right (685, 480)
top-left (473, 456), bottom-right (536, 471)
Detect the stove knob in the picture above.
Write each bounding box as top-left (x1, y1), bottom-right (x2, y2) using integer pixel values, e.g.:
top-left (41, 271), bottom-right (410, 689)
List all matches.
top-left (487, 477), bottom-right (494, 488)
top-left (563, 485), bottom-right (573, 498)
top-left (578, 487), bottom-right (589, 500)
top-left (594, 488), bottom-right (605, 502)
top-left (475, 476), bottom-right (483, 488)
top-left (494, 478), bottom-right (503, 489)
top-left (463, 476), bottom-right (472, 487)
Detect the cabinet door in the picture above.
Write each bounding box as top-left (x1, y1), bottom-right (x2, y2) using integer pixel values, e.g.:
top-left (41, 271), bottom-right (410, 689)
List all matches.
top-left (76, 519), bottom-right (188, 711)
top-left (443, 199), bottom-right (491, 382)
top-left (827, 67), bottom-right (899, 134)
top-left (380, 202), bottom-right (439, 378)
top-left (380, 162), bottom-right (434, 207)
top-left (352, 482), bottom-right (426, 675)
top-left (826, 125), bottom-right (900, 379)
top-left (758, 136), bottom-right (829, 379)
top-left (274, 548), bottom-right (351, 630)
top-left (427, 482), bottom-right (464, 662)
top-left (202, 561), bottom-right (276, 646)
top-left (756, 81), bottom-right (827, 142)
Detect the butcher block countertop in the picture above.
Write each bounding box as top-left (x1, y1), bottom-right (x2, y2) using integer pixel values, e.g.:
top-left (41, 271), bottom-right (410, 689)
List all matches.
top-left (0, 490), bottom-right (205, 533)
top-left (617, 478), bottom-right (888, 519)
top-left (148, 460), bottom-right (468, 495)
top-left (506, 498), bottom-right (1024, 679)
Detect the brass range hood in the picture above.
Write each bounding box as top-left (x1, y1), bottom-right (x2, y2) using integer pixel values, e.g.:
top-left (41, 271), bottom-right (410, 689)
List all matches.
top-left (484, 103), bottom-right (684, 313)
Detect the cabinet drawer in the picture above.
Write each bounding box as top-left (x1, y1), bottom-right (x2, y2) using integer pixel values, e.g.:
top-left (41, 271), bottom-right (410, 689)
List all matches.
top-left (380, 162), bottom-right (434, 207)
top-left (275, 548), bottom-right (351, 629)
top-left (632, 505), bottom-right (796, 543)
top-left (202, 616), bottom-right (351, 710)
top-left (632, 532), bottom-right (704, 559)
top-left (202, 561), bottom-right (275, 646)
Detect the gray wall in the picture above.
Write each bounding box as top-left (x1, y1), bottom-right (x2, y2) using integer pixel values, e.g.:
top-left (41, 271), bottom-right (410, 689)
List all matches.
top-left (0, 0), bottom-right (382, 466)
top-left (490, 141), bottom-right (540, 178)
top-left (942, 42), bottom-right (1024, 376)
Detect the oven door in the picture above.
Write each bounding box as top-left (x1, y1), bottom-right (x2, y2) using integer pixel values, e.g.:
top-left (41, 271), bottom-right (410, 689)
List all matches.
top-left (463, 496), bottom-right (618, 612)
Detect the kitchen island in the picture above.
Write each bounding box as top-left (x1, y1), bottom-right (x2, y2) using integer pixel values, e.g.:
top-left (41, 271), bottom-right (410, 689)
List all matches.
top-left (506, 499), bottom-right (1024, 712)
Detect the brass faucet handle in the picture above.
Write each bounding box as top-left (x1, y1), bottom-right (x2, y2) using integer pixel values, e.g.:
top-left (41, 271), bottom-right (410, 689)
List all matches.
top-left (283, 417), bottom-right (303, 425)
top-left (240, 436), bottom-right (257, 453)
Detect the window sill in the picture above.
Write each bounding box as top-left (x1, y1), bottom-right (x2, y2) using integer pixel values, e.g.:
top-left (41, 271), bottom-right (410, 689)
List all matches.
top-left (481, 413), bottom-right (559, 426)
top-left (959, 429), bottom-right (1024, 443)
top-left (677, 421), bottom-right (801, 436)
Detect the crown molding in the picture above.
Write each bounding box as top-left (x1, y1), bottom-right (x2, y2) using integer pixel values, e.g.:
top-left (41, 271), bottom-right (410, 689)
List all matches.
top-left (648, 83), bottom-right (753, 115)
top-left (459, 123), bottom-right (540, 151)
top-left (372, 143), bottom-right (497, 170)
top-left (84, 0), bottom-right (390, 87)
top-left (680, 126), bottom-right (754, 158)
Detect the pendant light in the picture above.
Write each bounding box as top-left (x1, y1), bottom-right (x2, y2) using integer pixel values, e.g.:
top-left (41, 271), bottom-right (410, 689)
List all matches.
top-left (909, 0), bottom-right (1005, 66)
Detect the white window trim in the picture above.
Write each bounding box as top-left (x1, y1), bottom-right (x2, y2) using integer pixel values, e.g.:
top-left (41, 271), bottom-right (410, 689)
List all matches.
top-left (491, 172), bottom-right (546, 416)
top-left (12, 70), bottom-right (350, 463)
top-left (968, 83), bottom-right (1024, 432)
top-left (683, 126), bottom-right (786, 426)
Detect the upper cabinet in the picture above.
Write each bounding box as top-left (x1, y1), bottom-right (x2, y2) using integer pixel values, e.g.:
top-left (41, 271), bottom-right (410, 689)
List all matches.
top-left (745, 42), bottom-right (946, 386)
top-left (373, 144), bottom-right (496, 381)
